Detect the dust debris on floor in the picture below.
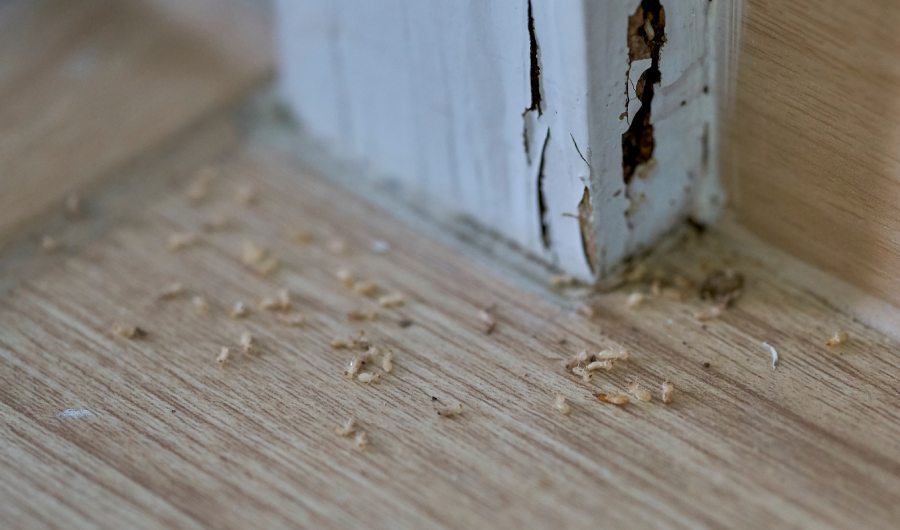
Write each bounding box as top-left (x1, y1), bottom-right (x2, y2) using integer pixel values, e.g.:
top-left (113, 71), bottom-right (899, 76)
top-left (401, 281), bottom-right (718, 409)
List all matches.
top-left (111, 323), bottom-right (146, 339)
top-left (64, 193), bottom-right (83, 217)
top-left (235, 183), bottom-right (258, 206)
top-left (40, 235), bottom-right (62, 252)
top-left (158, 282), bottom-right (186, 300)
top-left (334, 417), bottom-right (357, 437)
top-left (276, 312), bottom-right (305, 326)
top-left (477, 305), bottom-right (497, 334)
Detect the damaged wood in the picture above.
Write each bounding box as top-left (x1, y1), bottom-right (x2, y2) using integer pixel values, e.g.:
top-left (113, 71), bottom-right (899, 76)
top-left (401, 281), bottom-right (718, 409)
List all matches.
top-left (536, 130), bottom-right (552, 249)
top-left (622, 0), bottom-right (666, 184)
top-left (578, 187), bottom-right (599, 274)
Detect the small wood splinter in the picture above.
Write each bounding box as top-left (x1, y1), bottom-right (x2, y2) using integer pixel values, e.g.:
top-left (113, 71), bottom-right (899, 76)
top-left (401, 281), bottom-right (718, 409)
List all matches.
top-left (626, 381), bottom-right (652, 402)
top-left (377, 292), bottom-right (405, 308)
top-left (554, 394), bottom-right (572, 415)
top-left (595, 392), bottom-right (630, 406)
top-left (334, 417), bottom-right (357, 437)
top-left (216, 347), bottom-right (231, 367)
top-left (112, 323), bottom-right (146, 339)
top-left (825, 330), bottom-right (849, 348)
top-left (661, 380), bottom-right (674, 404)
top-left (435, 402), bottom-right (464, 418)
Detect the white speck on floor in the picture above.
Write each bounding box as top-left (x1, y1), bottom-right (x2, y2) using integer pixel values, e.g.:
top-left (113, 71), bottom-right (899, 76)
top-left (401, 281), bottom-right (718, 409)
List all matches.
top-left (762, 341), bottom-right (779, 370)
top-left (370, 239), bottom-right (391, 254)
top-left (58, 408), bottom-right (92, 419)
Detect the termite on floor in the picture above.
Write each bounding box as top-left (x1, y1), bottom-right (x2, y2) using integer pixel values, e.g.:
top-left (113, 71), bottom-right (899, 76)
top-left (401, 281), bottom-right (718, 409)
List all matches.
top-left (626, 381), bottom-right (652, 402)
top-left (356, 371), bottom-right (381, 384)
top-left (435, 402), bottom-right (464, 418)
top-left (595, 392), bottom-right (629, 406)
top-left (381, 350), bottom-right (394, 373)
top-left (377, 292), bottom-right (405, 308)
top-left (343, 356), bottom-right (363, 379)
top-left (240, 332), bottom-right (257, 355)
top-left (216, 347), bottom-right (231, 367)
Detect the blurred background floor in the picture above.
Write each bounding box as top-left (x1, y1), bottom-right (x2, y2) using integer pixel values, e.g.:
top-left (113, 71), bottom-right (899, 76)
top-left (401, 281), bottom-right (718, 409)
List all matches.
top-left (1, 1), bottom-right (899, 529)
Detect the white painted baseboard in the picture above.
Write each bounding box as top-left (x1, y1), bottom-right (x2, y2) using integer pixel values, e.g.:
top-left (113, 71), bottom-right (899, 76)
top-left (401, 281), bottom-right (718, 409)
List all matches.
top-left (277, 0), bottom-right (729, 283)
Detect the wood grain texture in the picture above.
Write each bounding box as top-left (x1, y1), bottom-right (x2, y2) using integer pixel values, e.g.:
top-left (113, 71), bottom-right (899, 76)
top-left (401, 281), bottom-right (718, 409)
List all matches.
top-left (1, 117), bottom-right (899, 528)
top-left (0, 0), bottom-right (271, 242)
top-left (727, 0), bottom-right (900, 308)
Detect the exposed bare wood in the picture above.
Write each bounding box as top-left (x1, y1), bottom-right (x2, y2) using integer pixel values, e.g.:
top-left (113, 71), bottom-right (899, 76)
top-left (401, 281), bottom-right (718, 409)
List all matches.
top-left (727, 0), bottom-right (900, 308)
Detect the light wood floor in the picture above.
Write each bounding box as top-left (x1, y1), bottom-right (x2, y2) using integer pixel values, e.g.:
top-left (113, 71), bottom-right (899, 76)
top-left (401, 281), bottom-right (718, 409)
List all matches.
top-left (1, 1), bottom-right (899, 529)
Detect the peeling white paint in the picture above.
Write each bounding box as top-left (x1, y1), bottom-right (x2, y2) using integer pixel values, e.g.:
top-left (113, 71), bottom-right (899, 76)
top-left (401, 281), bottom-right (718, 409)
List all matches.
top-left (277, 0), bottom-right (725, 283)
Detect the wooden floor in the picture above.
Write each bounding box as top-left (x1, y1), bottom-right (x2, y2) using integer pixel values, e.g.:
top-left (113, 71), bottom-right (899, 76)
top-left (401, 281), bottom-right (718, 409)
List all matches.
top-left (2, 2), bottom-right (900, 529)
